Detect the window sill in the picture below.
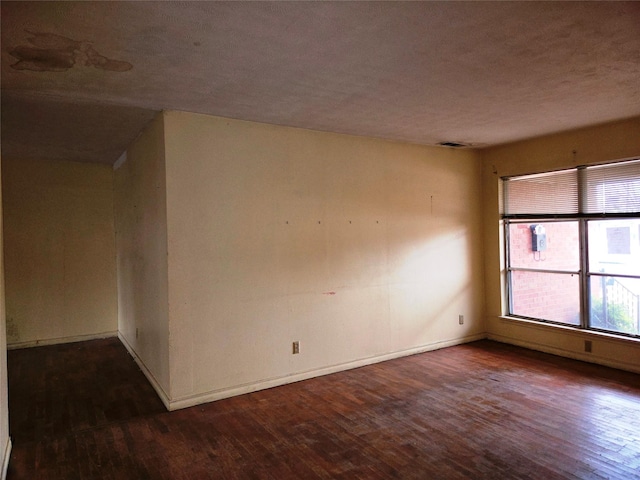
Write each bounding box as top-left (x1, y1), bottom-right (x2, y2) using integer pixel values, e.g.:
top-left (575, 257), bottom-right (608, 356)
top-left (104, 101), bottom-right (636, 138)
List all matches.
top-left (498, 315), bottom-right (640, 345)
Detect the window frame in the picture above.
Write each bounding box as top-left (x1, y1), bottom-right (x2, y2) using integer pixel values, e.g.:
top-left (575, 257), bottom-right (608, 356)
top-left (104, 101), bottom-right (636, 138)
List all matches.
top-left (502, 159), bottom-right (640, 339)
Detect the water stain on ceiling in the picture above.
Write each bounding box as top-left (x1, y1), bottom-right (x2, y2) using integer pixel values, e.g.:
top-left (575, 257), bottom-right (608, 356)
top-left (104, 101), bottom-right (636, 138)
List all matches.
top-left (1, 2), bottom-right (639, 165)
top-left (9, 30), bottom-right (132, 72)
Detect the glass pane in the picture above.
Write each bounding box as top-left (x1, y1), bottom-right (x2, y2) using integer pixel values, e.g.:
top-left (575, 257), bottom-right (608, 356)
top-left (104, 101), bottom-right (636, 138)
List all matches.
top-left (590, 276), bottom-right (640, 336)
top-left (510, 271), bottom-right (580, 325)
top-left (508, 221), bottom-right (579, 271)
top-left (588, 219), bottom-right (640, 276)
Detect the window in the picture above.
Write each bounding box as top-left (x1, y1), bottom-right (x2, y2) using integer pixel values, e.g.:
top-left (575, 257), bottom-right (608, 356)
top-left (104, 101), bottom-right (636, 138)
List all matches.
top-left (503, 159), bottom-right (640, 338)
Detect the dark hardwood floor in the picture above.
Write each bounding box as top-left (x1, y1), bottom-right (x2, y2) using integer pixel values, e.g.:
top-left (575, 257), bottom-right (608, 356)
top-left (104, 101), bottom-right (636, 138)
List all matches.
top-left (6, 337), bottom-right (640, 479)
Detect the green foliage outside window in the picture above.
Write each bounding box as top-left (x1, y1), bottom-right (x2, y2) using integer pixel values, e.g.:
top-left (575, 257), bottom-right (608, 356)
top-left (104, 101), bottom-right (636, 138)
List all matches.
top-left (590, 299), bottom-right (637, 334)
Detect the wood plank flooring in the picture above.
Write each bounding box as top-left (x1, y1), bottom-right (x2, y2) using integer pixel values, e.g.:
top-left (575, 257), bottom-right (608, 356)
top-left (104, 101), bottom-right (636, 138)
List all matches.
top-left (6, 338), bottom-right (640, 479)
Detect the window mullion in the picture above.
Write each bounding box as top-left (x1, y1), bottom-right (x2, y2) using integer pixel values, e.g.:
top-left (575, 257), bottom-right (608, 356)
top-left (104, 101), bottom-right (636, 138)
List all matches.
top-left (579, 218), bottom-right (589, 329)
top-left (504, 219), bottom-right (514, 316)
top-left (577, 166), bottom-right (587, 214)
top-left (577, 168), bottom-right (588, 329)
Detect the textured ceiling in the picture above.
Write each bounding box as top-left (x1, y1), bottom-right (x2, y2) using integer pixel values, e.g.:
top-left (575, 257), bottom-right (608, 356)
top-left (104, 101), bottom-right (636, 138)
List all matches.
top-left (2, 1), bottom-right (640, 164)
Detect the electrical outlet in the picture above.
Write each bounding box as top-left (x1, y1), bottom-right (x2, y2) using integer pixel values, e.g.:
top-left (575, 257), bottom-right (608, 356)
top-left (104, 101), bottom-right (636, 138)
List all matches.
top-left (459, 315), bottom-right (464, 325)
top-left (292, 341), bottom-right (300, 354)
top-left (584, 340), bottom-right (592, 353)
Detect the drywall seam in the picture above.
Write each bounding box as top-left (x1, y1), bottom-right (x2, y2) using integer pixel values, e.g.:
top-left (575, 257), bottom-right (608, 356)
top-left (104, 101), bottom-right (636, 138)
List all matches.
top-left (168, 333), bottom-right (486, 411)
top-left (7, 331), bottom-right (117, 350)
top-left (118, 332), bottom-right (170, 410)
top-left (1, 437), bottom-right (10, 480)
top-left (488, 332), bottom-right (640, 375)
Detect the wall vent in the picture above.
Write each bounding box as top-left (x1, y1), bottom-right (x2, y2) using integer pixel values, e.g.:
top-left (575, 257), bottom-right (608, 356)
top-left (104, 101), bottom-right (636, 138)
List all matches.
top-left (438, 141), bottom-right (469, 148)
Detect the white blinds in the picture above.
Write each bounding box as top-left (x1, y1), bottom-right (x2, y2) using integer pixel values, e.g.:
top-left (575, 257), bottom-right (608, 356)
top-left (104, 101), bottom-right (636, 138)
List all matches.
top-left (504, 169), bottom-right (578, 215)
top-left (504, 159), bottom-right (640, 216)
top-left (583, 159), bottom-right (640, 214)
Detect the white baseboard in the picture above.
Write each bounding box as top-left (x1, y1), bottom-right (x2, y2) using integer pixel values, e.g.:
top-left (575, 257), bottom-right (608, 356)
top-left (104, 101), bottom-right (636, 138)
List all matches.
top-left (169, 333), bottom-right (487, 411)
top-left (2, 437), bottom-right (11, 480)
top-left (117, 333), bottom-right (171, 411)
top-left (488, 332), bottom-right (640, 375)
top-left (7, 331), bottom-right (118, 350)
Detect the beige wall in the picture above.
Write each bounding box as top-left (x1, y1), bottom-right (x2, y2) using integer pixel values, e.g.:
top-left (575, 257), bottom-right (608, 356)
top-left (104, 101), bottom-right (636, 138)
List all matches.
top-left (163, 111), bottom-right (485, 408)
top-left (114, 114), bottom-right (170, 402)
top-left (1, 157), bottom-right (11, 480)
top-left (482, 117), bottom-right (640, 373)
top-left (2, 158), bottom-right (117, 348)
